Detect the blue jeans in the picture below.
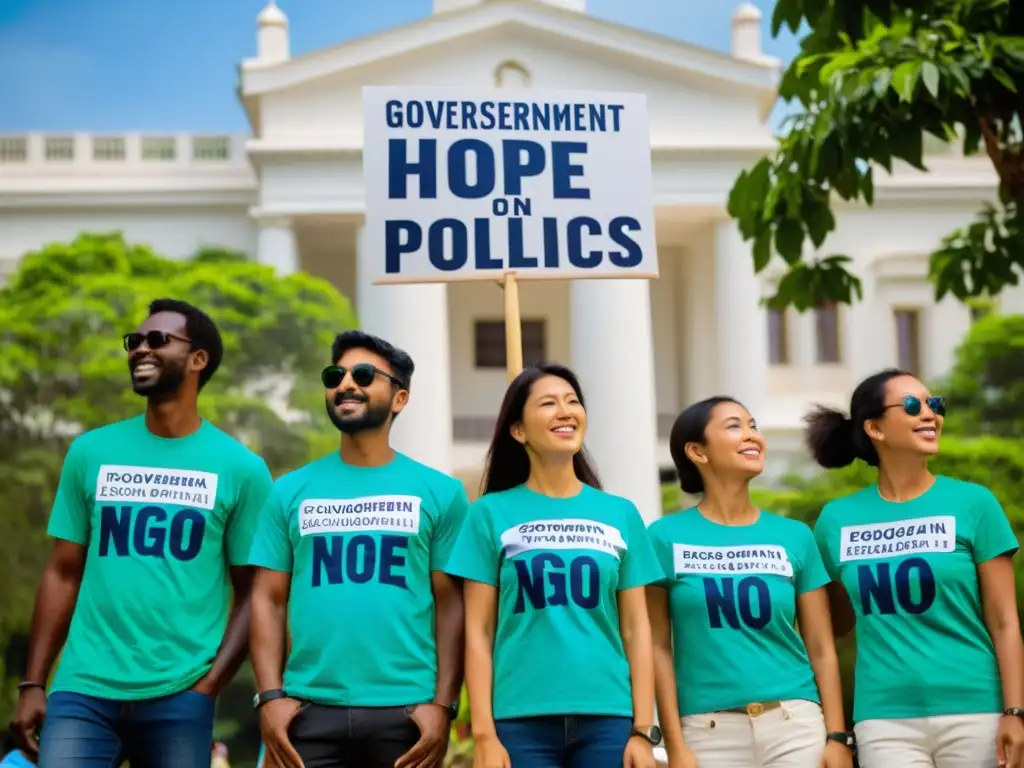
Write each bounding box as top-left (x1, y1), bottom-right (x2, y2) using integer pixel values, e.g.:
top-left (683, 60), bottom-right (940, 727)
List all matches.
top-left (38, 689), bottom-right (215, 768)
top-left (495, 715), bottom-right (633, 768)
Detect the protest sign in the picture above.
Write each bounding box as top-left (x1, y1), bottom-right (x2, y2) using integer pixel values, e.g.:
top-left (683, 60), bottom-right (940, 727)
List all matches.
top-left (362, 86), bottom-right (657, 378)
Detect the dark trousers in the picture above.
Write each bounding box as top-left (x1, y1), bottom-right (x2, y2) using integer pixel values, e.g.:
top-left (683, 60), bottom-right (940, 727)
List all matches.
top-left (495, 715), bottom-right (633, 768)
top-left (37, 689), bottom-right (215, 767)
top-left (289, 704), bottom-right (422, 768)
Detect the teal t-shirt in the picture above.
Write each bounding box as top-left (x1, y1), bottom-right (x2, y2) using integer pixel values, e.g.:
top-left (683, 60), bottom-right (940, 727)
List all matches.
top-left (248, 451), bottom-right (469, 706)
top-left (47, 415), bottom-right (273, 699)
top-left (444, 483), bottom-right (663, 720)
top-left (814, 476), bottom-right (1019, 722)
top-left (648, 507), bottom-right (829, 715)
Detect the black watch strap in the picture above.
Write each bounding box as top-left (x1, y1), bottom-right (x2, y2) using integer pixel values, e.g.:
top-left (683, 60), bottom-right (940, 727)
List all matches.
top-left (253, 689), bottom-right (288, 709)
top-left (434, 700), bottom-right (459, 719)
top-left (826, 730), bottom-right (855, 749)
top-left (1005, 707), bottom-right (1024, 720)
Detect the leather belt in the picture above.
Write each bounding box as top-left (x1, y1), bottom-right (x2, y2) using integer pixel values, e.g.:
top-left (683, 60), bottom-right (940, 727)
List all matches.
top-left (722, 701), bottom-right (782, 717)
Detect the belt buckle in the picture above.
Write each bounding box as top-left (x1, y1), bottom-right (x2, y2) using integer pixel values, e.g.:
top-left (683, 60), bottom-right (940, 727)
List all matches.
top-left (746, 702), bottom-right (765, 718)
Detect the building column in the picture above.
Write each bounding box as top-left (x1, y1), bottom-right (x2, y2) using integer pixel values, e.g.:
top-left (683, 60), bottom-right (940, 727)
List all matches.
top-left (714, 219), bottom-right (768, 419)
top-left (571, 279), bottom-right (661, 523)
top-left (256, 217), bottom-right (298, 275)
top-left (355, 224), bottom-right (454, 474)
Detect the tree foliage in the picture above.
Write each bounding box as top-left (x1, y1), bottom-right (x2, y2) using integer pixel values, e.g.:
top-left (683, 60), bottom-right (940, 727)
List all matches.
top-left (728, 0), bottom-right (1024, 310)
top-left (940, 312), bottom-right (1024, 436)
top-left (0, 232), bottom-right (356, 752)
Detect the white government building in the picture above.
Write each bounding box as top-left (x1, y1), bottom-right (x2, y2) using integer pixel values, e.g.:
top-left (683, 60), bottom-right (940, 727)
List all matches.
top-left (1, 0), bottom-right (1017, 522)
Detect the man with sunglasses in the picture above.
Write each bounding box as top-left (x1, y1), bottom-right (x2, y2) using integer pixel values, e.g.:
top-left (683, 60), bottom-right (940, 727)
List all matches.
top-left (11, 298), bottom-right (273, 767)
top-left (249, 330), bottom-right (469, 768)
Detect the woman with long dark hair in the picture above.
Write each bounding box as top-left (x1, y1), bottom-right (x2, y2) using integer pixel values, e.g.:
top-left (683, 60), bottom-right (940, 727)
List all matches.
top-left (647, 397), bottom-right (852, 768)
top-left (445, 363), bottom-right (663, 768)
top-left (807, 368), bottom-right (1024, 767)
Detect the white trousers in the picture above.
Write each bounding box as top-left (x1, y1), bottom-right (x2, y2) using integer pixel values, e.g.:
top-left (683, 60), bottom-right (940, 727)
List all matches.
top-left (681, 699), bottom-right (826, 767)
top-left (855, 713), bottom-right (1001, 768)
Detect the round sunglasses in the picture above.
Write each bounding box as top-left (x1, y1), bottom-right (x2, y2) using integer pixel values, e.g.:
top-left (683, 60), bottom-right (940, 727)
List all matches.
top-left (321, 363), bottom-right (404, 390)
top-left (123, 330), bottom-right (191, 352)
top-left (885, 395), bottom-right (946, 417)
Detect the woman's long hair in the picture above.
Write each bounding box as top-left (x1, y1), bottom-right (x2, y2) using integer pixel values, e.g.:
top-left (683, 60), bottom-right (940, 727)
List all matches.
top-left (480, 363), bottom-right (601, 495)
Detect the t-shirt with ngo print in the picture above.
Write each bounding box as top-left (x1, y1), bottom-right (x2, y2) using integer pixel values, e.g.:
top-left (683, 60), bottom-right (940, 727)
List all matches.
top-left (248, 450), bottom-right (469, 706)
top-left (444, 483), bottom-right (664, 721)
top-left (813, 475), bottom-right (1019, 722)
top-left (46, 415), bottom-right (273, 700)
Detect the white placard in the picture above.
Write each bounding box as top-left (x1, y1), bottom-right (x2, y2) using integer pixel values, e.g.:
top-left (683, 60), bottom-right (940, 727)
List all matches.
top-left (362, 86), bottom-right (658, 283)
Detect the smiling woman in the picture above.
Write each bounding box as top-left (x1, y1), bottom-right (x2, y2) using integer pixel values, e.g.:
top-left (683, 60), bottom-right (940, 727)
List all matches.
top-left (806, 369), bottom-right (1024, 768)
top-left (644, 397), bottom-right (852, 768)
top-left (444, 363), bottom-right (664, 768)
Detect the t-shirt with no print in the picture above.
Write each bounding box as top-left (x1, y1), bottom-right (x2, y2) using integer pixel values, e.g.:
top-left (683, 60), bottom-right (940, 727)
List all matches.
top-left (814, 476), bottom-right (1018, 722)
top-left (47, 415), bottom-right (273, 700)
top-left (648, 507), bottom-right (830, 716)
top-left (248, 451), bottom-right (469, 707)
top-left (444, 483), bottom-right (664, 721)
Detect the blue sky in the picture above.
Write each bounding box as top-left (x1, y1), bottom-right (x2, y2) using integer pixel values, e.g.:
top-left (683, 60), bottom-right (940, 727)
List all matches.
top-left (0, 0), bottom-right (800, 133)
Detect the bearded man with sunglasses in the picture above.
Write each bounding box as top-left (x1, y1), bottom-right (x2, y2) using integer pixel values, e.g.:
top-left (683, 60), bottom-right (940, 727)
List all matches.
top-left (10, 298), bottom-right (273, 767)
top-left (249, 330), bottom-right (469, 768)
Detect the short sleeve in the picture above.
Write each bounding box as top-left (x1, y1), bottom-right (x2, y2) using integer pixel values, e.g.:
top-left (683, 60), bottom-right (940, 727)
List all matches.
top-left (248, 484), bottom-right (294, 572)
top-left (444, 498), bottom-right (500, 586)
top-left (47, 439), bottom-right (91, 546)
top-left (793, 522), bottom-right (831, 594)
top-left (618, 503), bottom-right (664, 591)
top-left (812, 506), bottom-right (840, 581)
top-left (972, 487), bottom-right (1019, 564)
top-left (226, 457), bottom-right (275, 566)
top-left (645, 521), bottom-right (676, 589)
top-left (431, 484), bottom-right (470, 571)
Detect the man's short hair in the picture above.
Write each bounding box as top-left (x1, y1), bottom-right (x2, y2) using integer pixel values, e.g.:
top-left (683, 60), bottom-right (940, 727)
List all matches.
top-left (148, 298), bottom-right (223, 390)
top-left (331, 330), bottom-right (414, 389)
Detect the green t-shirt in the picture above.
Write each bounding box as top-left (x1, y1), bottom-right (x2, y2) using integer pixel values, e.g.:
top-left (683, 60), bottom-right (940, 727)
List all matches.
top-left (444, 483), bottom-right (663, 720)
top-left (648, 507), bottom-right (829, 716)
top-left (47, 415), bottom-right (273, 700)
top-left (248, 451), bottom-right (469, 707)
top-left (814, 476), bottom-right (1018, 722)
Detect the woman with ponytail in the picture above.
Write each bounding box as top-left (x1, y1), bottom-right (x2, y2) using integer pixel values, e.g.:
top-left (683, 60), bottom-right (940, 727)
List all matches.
top-left (807, 368), bottom-right (1024, 768)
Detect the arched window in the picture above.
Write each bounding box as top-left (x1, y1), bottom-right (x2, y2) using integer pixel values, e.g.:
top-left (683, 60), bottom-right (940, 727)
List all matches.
top-left (494, 60), bottom-right (531, 88)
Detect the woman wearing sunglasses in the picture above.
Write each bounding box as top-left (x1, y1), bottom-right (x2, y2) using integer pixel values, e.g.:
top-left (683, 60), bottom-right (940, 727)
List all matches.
top-left (647, 397), bottom-right (852, 768)
top-left (445, 364), bottom-right (663, 768)
top-left (807, 368), bottom-right (1024, 768)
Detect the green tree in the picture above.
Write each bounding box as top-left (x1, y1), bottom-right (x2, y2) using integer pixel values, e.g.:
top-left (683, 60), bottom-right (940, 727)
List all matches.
top-left (940, 313), bottom-right (1024, 436)
top-left (728, 0), bottom-right (1024, 310)
top-left (0, 232), bottom-right (356, 755)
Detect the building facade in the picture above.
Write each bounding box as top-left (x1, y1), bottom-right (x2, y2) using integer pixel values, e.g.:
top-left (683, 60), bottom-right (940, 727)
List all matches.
top-left (1, 0), bottom-right (1018, 521)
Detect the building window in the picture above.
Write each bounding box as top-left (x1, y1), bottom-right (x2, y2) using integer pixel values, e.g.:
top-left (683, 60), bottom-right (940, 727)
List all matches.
top-left (192, 136), bottom-right (231, 161)
top-left (142, 136), bottom-right (176, 161)
top-left (45, 137), bottom-right (74, 161)
top-left (767, 308), bottom-right (790, 365)
top-left (0, 138), bottom-right (27, 163)
top-left (894, 308), bottom-right (922, 376)
top-left (814, 302), bottom-right (841, 364)
top-left (474, 319), bottom-right (546, 369)
top-left (92, 137), bottom-right (126, 161)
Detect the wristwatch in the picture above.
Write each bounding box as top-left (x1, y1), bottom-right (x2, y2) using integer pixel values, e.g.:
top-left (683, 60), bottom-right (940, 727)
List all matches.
top-left (826, 730), bottom-right (855, 749)
top-left (629, 725), bottom-right (663, 746)
top-left (1005, 708), bottom-right (1024, 720)
top-left (435, 700), bottom-right (459, 719)
top-left (253, 689), bottom-right (288, 709)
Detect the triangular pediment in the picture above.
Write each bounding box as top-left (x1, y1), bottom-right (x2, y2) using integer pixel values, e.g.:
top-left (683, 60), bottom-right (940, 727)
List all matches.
top-left (240, 0), bottom-right (779, 100)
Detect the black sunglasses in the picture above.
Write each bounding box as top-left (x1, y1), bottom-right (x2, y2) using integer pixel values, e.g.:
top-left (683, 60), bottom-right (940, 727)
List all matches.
top-left (123, 330), bottom-right (192, 352)
top-left (885, 395), bottom-right (946, 417)
top-left (321, 364), bottom-right (404, 390)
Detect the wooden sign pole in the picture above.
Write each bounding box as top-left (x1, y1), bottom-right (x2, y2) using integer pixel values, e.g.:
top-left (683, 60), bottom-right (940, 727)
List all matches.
top-left (502, 272), bottom-right (524, 382)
